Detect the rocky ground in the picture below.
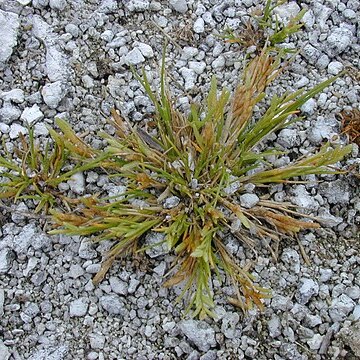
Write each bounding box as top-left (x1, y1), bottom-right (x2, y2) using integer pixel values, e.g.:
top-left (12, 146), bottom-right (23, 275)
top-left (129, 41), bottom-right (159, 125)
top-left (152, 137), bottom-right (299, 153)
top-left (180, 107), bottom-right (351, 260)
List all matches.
top-left (0, 0), bottom-right (359, 359)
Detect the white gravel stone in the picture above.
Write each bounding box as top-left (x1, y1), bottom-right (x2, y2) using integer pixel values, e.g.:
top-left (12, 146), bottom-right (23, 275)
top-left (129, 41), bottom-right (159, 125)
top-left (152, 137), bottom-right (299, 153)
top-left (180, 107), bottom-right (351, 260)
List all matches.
top-left (291, 185), bottom-right (319, 210)
top-left (100, 295), bottom-right (124, 315)
top-left (188, 61), bottom-right (206, 75)
top-left (0, 103), bottom-right (21, 124)
top-left (125, 48), bottom-right (145, 65)
top-left (317, 208), bottom-right (343, 227)
top-left (0, 89), bottom-right (24, 103)
top-left (9, 123), bottom-right (27, 139)
top-left (0, 10), bottom-right (20, 66)
top-left (296, 278), bottom-right (319, 304)
top-left (273, 2), bottom-right (300, 25)
top-left (124, 0), bottom-right (150, 12)
top-left (0, 249), bottom-right (14, 274)
top-left (307, 334), bottom-right (324, 350)
top-left (69, 264), bottom-right (85, 279)
top-left (49, 0), bottom-right (66, 10)
top-left (137, 42), bottom-right (154, 58)
top-left (89, 333), bottom-right (106, 350)
top-left (193, 18), bottom-right (205, 33)
top-left (180, 67), bottom-right (197, 91)
top-left (239, 194), bottom-right (259, 209)
top-left (277, 129), bottom-right (298, 148)
top-left (68, 172), bottom-right (85, 195)
top-left (170, 0), bottom-right (188, 13)
top-left (41, 81), bottom-right (66, 108)
top-left (268, 314), bottom-right (282, 338)
top-left (300, 98), bottom-right (316, 115)
top-left (211, 55), bottom-right (225, 69)
top-left (69, 298), bottom-right (89, 317)
top-left (0, 341), bottom-right (10, 360)
top-left (221, 313), bottom-right (240, 339)
top-left (281, 248), bottom-right (301, 274)
top-left (20, 104), bottom-right (44, 125)
top-left (78, 239), bottom-right (97, 260)
top-left (327, 61), bottom-right (344, 75)
top-left (144, 232), bottom-right (167, 258)
top-left (163, 196), bottom-right (180, 209)
top-left (325, 25), bottom-right (353, 57)
top-left (179, 320), bottom-right (216, 352)
top-left (0, 289), bottom-right (4, 316)
top-left (82, 75), bottom-right (94, 88)
top-left (329, 294), bottom-right (356, 321)
top-left (109, 276), bottom-right (128, 295)
top-left (353, 305), bottom-right (360, 320)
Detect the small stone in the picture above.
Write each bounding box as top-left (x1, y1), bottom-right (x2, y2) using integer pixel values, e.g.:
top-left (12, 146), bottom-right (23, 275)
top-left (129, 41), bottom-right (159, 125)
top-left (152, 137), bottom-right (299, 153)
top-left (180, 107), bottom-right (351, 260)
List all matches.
top-left (300, 98), bottom-right (316, 115)
top-left (268, 314), bottom-right (282, 338)
top-left (0, 103), bottom-right (21, 124)
top-left (211, 56), bottom-right (225, 69)
top-left (181, 47), bottom-right (199, 60)
top-left (273, 2), bottom-right (300, 25)
top-left (180, 67), bottom-right (197, 91)
top-left (277, 129), bottom-right (298, 148)
top-left (193, 18), bottom-right (205, 33)
top-left (179, 320), bottom-right (216, 352)
top-left (221, 313), bottom-right (240, 339)
top-left (69, 264), bottom-right (85, 279)
top-left (68, 172), bottom-right (85, 194)
top-left (163, 196), bottom-right (180, 209)
top-left (82, 75), bottom-right (94, 89)
top-left (296, 278), bottom-right (319, 304)
top-left (307, 334), bottom-right (324, 350)
top-left (79, 239), bottom-right (97, 260)
top-left (0, 89), bottom-right (24, 103)
top-left (170, 0), bottom-right (188, 13)
top-left (21, 104), bottom-right (44, 125)
top-left (65, 24), bottom-right (79, 38)
top-left (325, 26), bottom-right (353, 57)
top-left (319, 180), bottom-right (349, 205)
top-left (0, 10), bottom-right (20, 66)
top-left (31, 270), bottom-right (47, 286)
top-left (69, 298), bottom-right (89, 317)
top-left (109, 276), bottom-right (128, 295)
top-left (317, 208), bottom-right (343, 227)
top-left (41, 81), bottom-right (66, 108)
top-left (100, 295), bottom-right (124, 315)
top-left (353, 305), bottom-right (360, 320)
top-left (89, 333), bottom-right (106, 349)
top-left (49, 0), bottom-right (66, 10)
top-left (125, 48), bottom-right (145, 65)
top-left (0, 289), bottom-right (4, 316)
top-left (137, 42), bottom-right (154, 58)
top-left (0, 341), bottom-right (10, 360)
top-left (271, 294), bottom-right (292, 311)
top-left (9, 123), bottom-right (27, 139)
top-left (188, 61), bottom-right (206, 75)
top-left (327, 61), bottom-right (343, 75)
top-left (124, 0), bottom-right (149, 12)
top-left (329, 294), bottom-right (355, 322)
top-left (302, 44), bottom-right (321, 64)
top-left (144, 232), bottom-right (167, 258)
top-left (239, 193), bottom-right (259, 209)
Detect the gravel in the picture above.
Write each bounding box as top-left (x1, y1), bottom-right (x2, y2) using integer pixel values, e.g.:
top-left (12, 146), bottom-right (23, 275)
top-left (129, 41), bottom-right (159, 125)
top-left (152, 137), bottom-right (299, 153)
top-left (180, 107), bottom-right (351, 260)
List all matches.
top-left (0, 0), bottom-right (359, 359)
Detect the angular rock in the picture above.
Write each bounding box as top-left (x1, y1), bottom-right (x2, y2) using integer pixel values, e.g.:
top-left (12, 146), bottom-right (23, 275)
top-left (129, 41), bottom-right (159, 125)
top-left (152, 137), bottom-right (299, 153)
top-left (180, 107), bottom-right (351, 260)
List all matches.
top-left (296, 278), bottom-right (319, 304)
top-left (100, 295), bottom-right (124, 315)
top-left (325, 25), bottom-right (353, 57)
top-left (0, 89), bottom-right (24, 103)
top-left (125, 48), bottom-right (145, 65)
top-left (41, 81), bottom-right (66, 108)
top-left (179, 320), bottom-right (216, 352)
top-left (0, 341), bottom-right (10, 360)
top-left (68, 172), bottom-right (85, 195)
top-left (20, 105), bottom-right (44, 125)
top-left (124, 0), bottom-right (149, 12)
top-left (144, 232), bottom-right (167, 258)
top-left (221, 312), bottom-right (239, 339)
top-left (329, 294), bottom-right (355, 321)
top-left (239, 193), bottom-right (259, 209)
top-left (69, 298), bottom-right (88, 317)
top-left (170, 0), bottom-right (188, 13)
top-left (0, 103), bottom-right (21, 124)
top-left (0, 289), bottom-right (4, 316)
top-left (0, 10), bottom-right (20, 66)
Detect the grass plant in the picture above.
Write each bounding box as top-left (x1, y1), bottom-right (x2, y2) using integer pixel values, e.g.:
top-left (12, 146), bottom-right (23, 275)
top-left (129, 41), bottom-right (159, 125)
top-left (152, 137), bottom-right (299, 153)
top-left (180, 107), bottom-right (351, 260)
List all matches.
top-left (0, 1), bottom-right (353, 319)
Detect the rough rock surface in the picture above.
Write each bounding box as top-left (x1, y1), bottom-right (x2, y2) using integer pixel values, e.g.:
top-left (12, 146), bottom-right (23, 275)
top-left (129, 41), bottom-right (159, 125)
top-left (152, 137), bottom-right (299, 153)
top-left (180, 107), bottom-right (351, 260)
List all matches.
top-left (0, 0), bottom-right (359, 359)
